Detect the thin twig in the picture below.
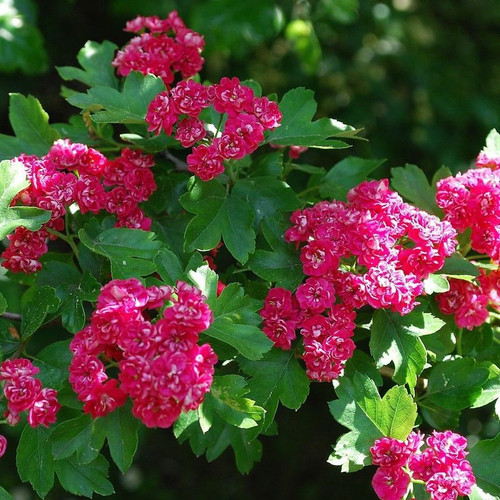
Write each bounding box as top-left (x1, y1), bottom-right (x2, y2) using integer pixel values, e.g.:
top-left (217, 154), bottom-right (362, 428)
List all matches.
top-left (1, 312), bottom-right (22, 322)
top-left (163, 150), bottom-right (188, 171)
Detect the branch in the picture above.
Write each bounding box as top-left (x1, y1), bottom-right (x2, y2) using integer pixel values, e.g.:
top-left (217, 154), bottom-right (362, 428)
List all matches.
top-left (163, 150), bottom-right (189, 171)
top-left (1, 312), bottom-right (22, 322)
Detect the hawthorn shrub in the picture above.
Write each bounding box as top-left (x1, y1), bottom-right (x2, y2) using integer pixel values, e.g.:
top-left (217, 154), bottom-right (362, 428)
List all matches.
top-left (0, 10), bottom-right (499, 500)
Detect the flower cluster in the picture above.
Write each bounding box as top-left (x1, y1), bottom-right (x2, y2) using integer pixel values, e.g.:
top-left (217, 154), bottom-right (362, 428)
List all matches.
top-left (436, 267), bottom-right (500, 330)
top-left (1, 141), bottom-right (156, 274)
top-left (370, 430), bottom-right (476, 500)
top-left (436, 167), bottom-right (500, 262)
top-left (69, 278), bottom-right (217, 428)
top-left (0, 434), bottom-right (6, 458)
top-left (260, 179), bottom-right (457, 381)
top-left (0, 358), bottom-right (61, 428)
top-left (112, 12), bottom-right (205, 86)
top-left (146, 76), bottom-right (282, 181)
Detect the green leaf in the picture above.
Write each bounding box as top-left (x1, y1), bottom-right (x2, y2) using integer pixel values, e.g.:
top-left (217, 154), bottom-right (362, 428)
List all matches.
top-left (0, 94), bottom-right (60, 159)
top-left (470, 362), bottom-right (500, 408)
top-left (78, 227), bottom-right (162, 279)
top-left (285, 19), bottom-right (322, 75)
top-left (391, 164), bottom-right (440, 215)
top-left (17, 425), bottom-right (54, 498)
top-left (98, 402), bottom-right (140, 474)
top-left (239, 348), bottom-right (310, 429)
top-left (54, 454), bottom-right (114, 498)
top-left (154, 249), bottom-right (185, 286)
top-left (57, 40), bottom-right (119, 89)
top-left (370, 309), bottom-right (427, 389)
top-left (0, 160), bottom-right (51, 238)
top-left (423, 274), bottom-right (450, 294)
top-left (21, 285), bottom-right (60, 338)
top-left (247, 216), bottom-right (303, 289)
top-left (203, 283), bottom-right (273, 360)
top-left (232, 176), bottom-right (300, 230)
top-left (180, 178), bottom-right (256, 264)
top-left (0, 319), bottom-right (21, 359)
top-left (0, 485), bottom-right (14, 499)
top-left (0, 1), bottom-right (48, 74)
top-left (419, 401), bottom-right (460, 430)
top-left (439, 253), bottom-right (480, 279)
top-left (37, 263), bottom-right (101, 333)
top-left (188, 265), bottom-right (218, 308)
top-left (481, 128), bottom-right (500, 158)
top-left (0, 293), bottom-right (6, 316)
top-left (34, 340), bottom-right (73, 390)
top-left (203, 375), bottom-right (264, 429)
top-left (51, 414), bottom-right (106, 464)
top-left (468, 433), bottom-right (500, 497)
top-left (265, 87), bottom-right (360, 148)
top-left (328, 373), bottom-right (417, 472)
top-left (68, 71), bottom-right (165, 124)
top-left (425, 357), bottom-right (490, 410)
top-left (319, 156), bottom-right (385, 200)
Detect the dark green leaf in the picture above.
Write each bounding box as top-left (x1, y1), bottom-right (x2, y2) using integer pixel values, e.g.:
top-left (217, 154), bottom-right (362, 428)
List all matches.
top-left (34, 340), bottom-right (73, 390)
top-left (265, 87), bottom-right (360, 148)
top-left (391, 164), bottom-right (440, 215)
top-left (370, 309), bottom-right (427, 389)
top-left (68, 72), bottom-right (165, 124)
top-left (0, 292), bottom-right (6, 315)
top-left (0, 319), bottom-right (21, 359)
top-left (37, 262), bottom-right (101, 333)
top-left (439, 253), bottom-right (480, 279)
top-left (239, 348), bottom-right (310, 429)
top-left (21, 285), bottom-right (60, 338)
top-left (57, 40), bottom-right (119, 89)
top-left (247, 216), bottom-right (303, 289)
top-left (0, 94), bottom-right (60, 159)
top-left (78, 227), bottom-right (162, 279)
top-left (203, 283), bottom-right (273, 360)
top-left (17, 425), bottom-right (54, 498)
top-left (54, 454), bottom-right (114, 498)
top-left (180, 178), bottom-right (256, 264)
top-left (154, 249), bottom-right (185, 286)
top-left (319, 156), bottom-right (385, 200)
top-left (468, 433), bottom-right (500, 496)
top-left (232, 176), bottom-right (300, 230)
top-left (425, 358), bottom-right (489, 410)
top-left (0, 160), bottom-right (51, 238)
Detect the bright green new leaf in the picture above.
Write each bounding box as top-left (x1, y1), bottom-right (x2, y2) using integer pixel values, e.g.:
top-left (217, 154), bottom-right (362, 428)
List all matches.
top-left (391, 164), bottom-right (441, 215)
top-left (67, 71), bottom-right (165, 124)
top-left (203, 375), bottom-right (265, 429)
top-left (38, 263), bottom-right (101, 333)
top-left (203, 283), bottom-right (273, 360)
top-left (21, 285), bottom-right (60, 338)
top-left (471, 363), bottom-right (500, 408)
top-left (17, 425), bottom-right (55, 498)
top-left (0, 160), bottom-right (51, 238)
top-left (247, 216), bottom-right (303, 290)
top-left (188, 265), bottom-right (218, 308)
top-left (370, 309), bottom-right (427, 389)
top-left (468, 433), bottom-right (500, 497)
top-left (78, 227), bottom-right (162, 279)
top-left (328, 373), bottom-right (417, 471)
top-left (320, 156), bottom-right (386, 200)
top-left (239, 348), bottom-right (310, 429)
top-left (180, 178), bottom-right (256, 264)
top-left (265, 87), bottom-right (359, 148)
top-left (232, 176), bottom-right (300, 230)
top-left (424, 357), bottom-right (490, 410)
top-left (0, 94), bottom-right (60, 159)
top-left (57, 40), bottom-right (119, 89)
top-left (34, 340), bottom-right (73, 390)
top-left (54, 454), bottom-right (114, 498)
top-left (481, 128), bottom-right (500, 158)
top-left (0, 485), bottom-right (13, 499)
top-left (423, 274), bottom-right (450, 294)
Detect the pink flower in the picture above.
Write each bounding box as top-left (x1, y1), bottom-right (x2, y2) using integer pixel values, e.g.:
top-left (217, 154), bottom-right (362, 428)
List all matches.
top-left (372, 467), bottom-right (411, 500)
top-left (27, 388), bottom-right (61, 428)
top-left (4, 376), bottom-right (42, 413)
top-left (0, 435), bottom-right (7, 458)
top-left (370, 437), bottom-right (411, 468)
top-left (186, 143), bottom-right (225, 181)
top-left (82, 379), bottom-right (128, 418)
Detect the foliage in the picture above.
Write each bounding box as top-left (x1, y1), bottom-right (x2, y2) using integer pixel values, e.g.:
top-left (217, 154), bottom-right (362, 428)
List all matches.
top-left (0, 4), bottom-right (499, 500)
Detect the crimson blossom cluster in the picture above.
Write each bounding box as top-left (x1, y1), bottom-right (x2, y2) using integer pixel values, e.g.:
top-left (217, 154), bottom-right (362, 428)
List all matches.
top-left (260, 179), bottom-right (457, 382)
top-left (69, 278), bottom-right (217, 428)
top-left (1, 140), bottom-right (156, 274)
top-left (112, 12), bottom-right (205, 86)
top-left (146, 76), bottom-right (282, 181)
top-left (370, 431), bottom-right (476, 500)
top-left (0, 358), bottom-right (60, 429)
